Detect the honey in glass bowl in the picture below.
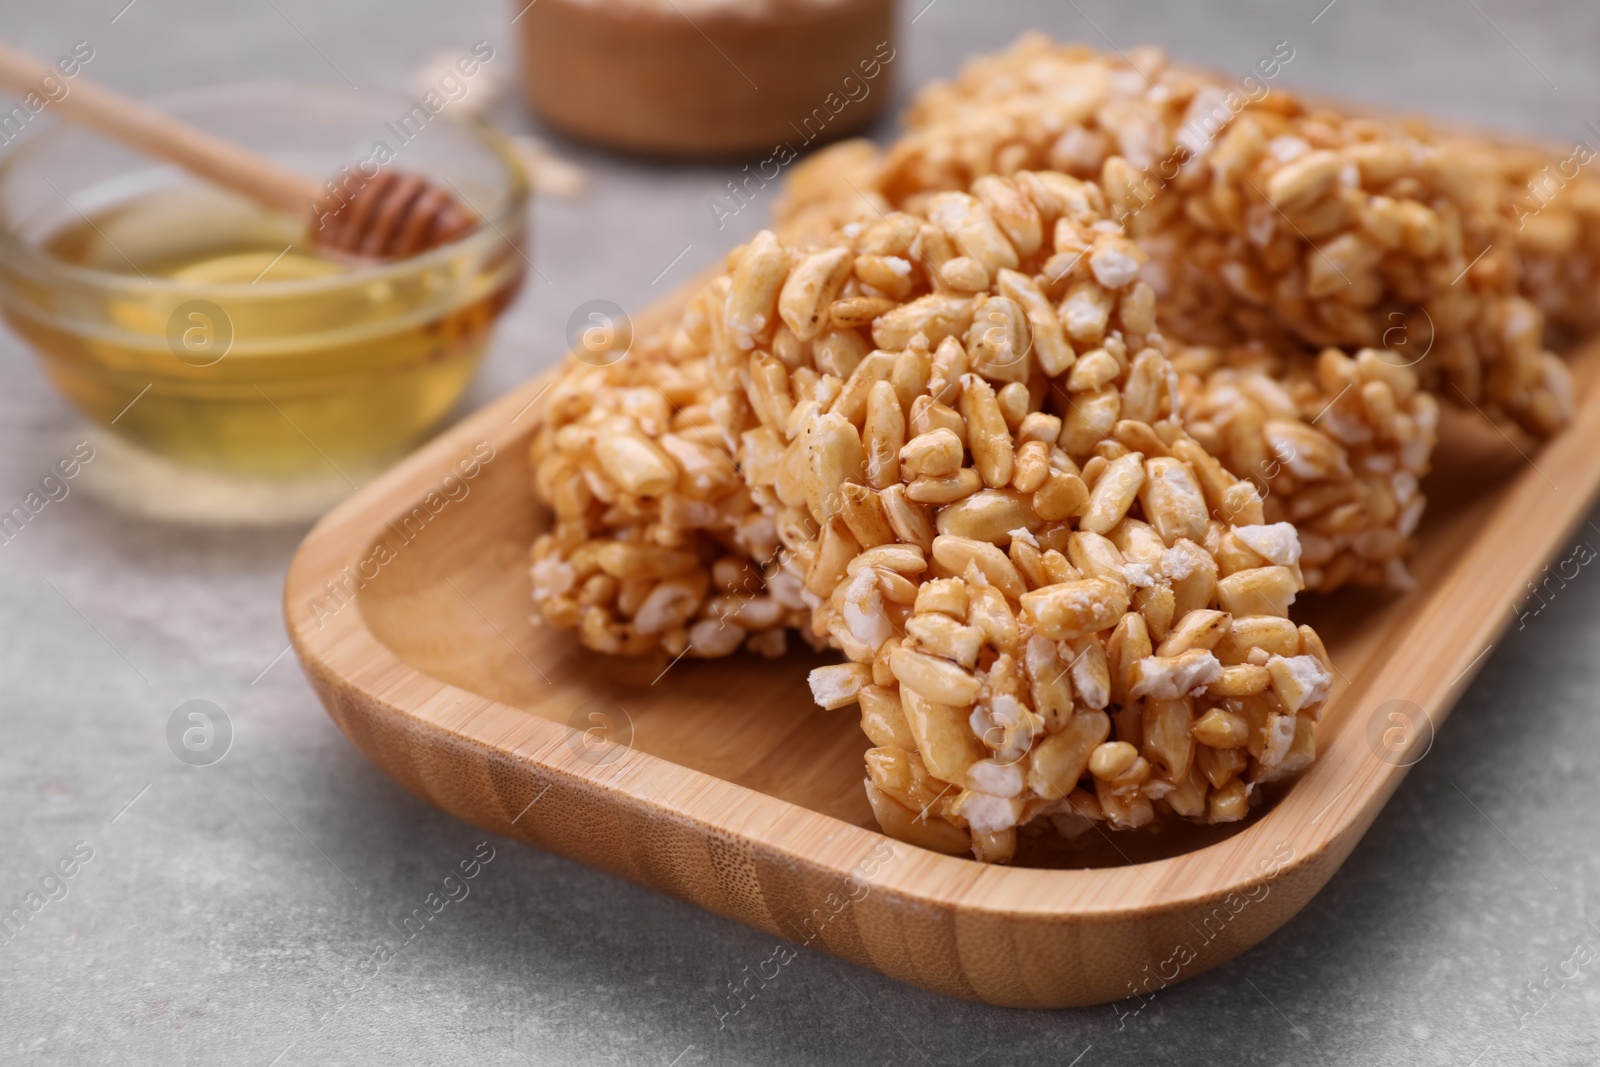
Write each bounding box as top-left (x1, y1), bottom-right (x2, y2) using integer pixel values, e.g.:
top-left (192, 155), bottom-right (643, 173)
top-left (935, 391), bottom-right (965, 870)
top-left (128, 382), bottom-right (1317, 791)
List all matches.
top-left (0, 82), bottom-right (528, 482)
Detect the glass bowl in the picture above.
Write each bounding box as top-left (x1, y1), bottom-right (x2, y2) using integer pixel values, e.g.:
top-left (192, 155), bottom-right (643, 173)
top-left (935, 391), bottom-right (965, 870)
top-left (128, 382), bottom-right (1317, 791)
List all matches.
top-left (0, 82), bottom-right (528, 481)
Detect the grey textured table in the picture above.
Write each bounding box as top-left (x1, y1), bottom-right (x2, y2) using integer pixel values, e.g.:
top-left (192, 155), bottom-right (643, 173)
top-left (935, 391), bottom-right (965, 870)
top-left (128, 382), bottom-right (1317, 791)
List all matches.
top-left (3, 2), bottom-right (1598, 1064)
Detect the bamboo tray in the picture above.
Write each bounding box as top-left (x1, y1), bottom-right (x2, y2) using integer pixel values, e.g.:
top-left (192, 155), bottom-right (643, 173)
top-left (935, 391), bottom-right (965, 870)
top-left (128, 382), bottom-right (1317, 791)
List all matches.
top-left (285, 282), bottom-right (1600, 1006)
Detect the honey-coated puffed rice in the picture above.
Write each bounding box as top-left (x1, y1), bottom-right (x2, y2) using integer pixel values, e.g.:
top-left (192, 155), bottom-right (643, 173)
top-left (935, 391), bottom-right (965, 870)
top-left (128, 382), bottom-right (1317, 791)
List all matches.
top-left (781, 167), bottom-right (1440, 588)
top-left (1171, 343), bottom-right (1437, 592)
top-left (771, 38), bottom-right (1597, 588)
top-left (529, 297), bottom-right (809, 661)
top-left (774, 34), bottom-right (1575, 442)
top-left (1464, 137), bottom-right (1600, 340)
top-left (530, 172), bottom-right (1334, 863)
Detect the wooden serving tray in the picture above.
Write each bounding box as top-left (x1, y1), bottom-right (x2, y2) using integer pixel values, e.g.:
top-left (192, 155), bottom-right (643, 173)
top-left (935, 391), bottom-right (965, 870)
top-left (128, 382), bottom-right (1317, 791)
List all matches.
top-left (285, 282), bottom-right (1600, 1006)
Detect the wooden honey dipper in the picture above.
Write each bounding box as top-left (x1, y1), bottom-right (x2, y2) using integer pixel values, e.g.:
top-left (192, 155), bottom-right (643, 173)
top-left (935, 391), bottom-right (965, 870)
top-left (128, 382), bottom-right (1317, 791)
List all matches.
top-left (0, 39), bottom-right (476, 259)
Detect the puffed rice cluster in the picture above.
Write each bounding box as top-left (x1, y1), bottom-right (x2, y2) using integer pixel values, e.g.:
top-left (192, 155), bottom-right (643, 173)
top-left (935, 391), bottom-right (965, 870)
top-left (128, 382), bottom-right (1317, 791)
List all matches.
top-left (529, 37), bottom-right (1600, 864)
top-left (530, 301), bottom-right (805, 661)
top-left (530, 171), bottom-right (1334, 863)
top-left (782, 175), bottom-right (1439, 591)
top-left (1171, 343), bottom-right (1437, 592)
top-left (774, 34), bottom-right (1574, 442)
top-left (772, 36), bottom-right (1590, 589)
top-left (1462, 137), bottom-right (1600, 340)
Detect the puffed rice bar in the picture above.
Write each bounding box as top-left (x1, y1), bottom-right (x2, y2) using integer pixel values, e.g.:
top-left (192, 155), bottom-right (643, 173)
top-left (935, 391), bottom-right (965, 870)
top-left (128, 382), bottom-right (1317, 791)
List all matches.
top-left (1466, 137), bottom-right (1600, 340)
top-left (778, 161), bottom-right (1440, 589)
top-left (530, 174), bottom-right (1335, 863)
top-left (712, 177), bottom-right (1334, 863)
top-left (1172, 343), bottom-right (1437, 592)
top-left (776, 34), bottom-right (1574, 440)
top-left (528, 304), bottom-right (811, 661)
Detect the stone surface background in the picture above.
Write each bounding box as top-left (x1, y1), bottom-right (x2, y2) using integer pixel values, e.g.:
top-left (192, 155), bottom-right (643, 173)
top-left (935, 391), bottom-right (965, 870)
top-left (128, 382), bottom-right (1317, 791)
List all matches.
top-left (1, 1), bottom-right (1597, 1063)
